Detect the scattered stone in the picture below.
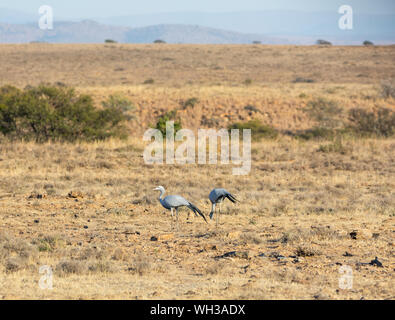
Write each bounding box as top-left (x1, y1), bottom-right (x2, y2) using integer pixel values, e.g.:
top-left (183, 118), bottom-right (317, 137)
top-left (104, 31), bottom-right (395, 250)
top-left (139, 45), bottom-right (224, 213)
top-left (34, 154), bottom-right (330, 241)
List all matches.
top-left (215, 251), bottom-right (249, 260)
top-left (67, 191), bottom-right (84, 199)
top-left (269, 252), bottom-right (287, 261)
top-left (202, 244), bottom-right (217, 251)
top-left (150, 236), bottom-right (158, 242)
top-left (34, 219), bottom-right (39, 224)
top-left (343, 251), bottom-right (353, 257)
top-left (350, 230), bottom-right (373, 240)
top-left (83, 225), bottom-right (88, 229)
top-left (258, 253), bottom-right (266, 258)
top-left (28, 192), bottom-right (46, 199)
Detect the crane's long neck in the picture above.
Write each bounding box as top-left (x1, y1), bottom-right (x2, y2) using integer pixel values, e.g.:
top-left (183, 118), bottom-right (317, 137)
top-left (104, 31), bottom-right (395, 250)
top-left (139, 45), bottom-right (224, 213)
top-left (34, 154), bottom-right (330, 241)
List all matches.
top-left (158, 189), bottom-right (165, 200)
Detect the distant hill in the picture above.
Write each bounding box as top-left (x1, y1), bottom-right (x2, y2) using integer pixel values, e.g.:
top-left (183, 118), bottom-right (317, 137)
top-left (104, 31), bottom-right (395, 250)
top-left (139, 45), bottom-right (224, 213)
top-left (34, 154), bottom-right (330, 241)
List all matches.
top-left (124, 24), bottom-right (288, 44)
top-left (0, 20), bottom-right (289, 44)
top-left (0, 9), bottom-right (394, 44)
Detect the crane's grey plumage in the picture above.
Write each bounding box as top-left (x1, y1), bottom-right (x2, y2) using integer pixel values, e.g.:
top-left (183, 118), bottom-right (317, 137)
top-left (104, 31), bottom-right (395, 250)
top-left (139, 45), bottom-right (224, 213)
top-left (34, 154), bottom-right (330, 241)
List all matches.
top-left (209, 188), bottom-right (238, 226)
top-left (154, 186), bottom-right (207, 225)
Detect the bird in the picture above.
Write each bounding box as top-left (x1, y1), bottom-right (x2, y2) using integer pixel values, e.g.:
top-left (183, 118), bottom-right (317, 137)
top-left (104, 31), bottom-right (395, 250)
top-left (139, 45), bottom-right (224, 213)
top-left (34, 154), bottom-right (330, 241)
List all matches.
top-left (209, 188), bottom-right (238, 226)
top-left (154, 186), bottom-right (207, 227)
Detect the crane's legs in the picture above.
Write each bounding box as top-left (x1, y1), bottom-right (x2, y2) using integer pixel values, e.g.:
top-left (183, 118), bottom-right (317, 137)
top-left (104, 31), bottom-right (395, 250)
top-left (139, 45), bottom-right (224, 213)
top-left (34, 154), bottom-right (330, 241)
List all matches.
top-left (170, 208), bottom-right (175, 230)
top-left (176, 207), bottom-right (179, 231)
top-left (216, 202), bottom-right (221, 227)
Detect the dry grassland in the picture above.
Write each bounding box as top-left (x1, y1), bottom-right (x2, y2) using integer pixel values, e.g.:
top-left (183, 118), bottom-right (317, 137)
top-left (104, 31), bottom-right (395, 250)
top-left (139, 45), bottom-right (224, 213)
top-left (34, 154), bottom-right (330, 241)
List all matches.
top-left (0, 44), bottom-right (394, 299)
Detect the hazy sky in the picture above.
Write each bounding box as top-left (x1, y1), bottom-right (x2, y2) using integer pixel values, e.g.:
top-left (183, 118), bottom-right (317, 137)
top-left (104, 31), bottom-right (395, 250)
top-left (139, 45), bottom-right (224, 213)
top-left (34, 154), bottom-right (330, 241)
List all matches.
top-left (2, 0), bottom-right (395, 18)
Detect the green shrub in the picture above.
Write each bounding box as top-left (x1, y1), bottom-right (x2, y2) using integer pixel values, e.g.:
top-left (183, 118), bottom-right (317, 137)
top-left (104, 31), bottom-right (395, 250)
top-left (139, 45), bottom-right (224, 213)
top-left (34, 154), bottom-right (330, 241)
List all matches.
top-left (296, 127), bottom-right (336, 141)
top-left (228, 119), bottom-right (278, 141)
top-left (316, 39), bottom-right (332, 45)
top-left (0, 85), bottom-right (127, 142)
top-left (304, 97), bottom-right (343, 128)
top-left (318, 138), bottom-right (348, 154)
top-left (181, 97), bottom-right (199, 109)
top-left (102, 93), bottom-right (135, 120)
top-left (104, 39), bottom-right (117, 43)
top-left (154, 110), bottom-right (182, 137)
top-left (380, 80), bottom-right (395, 99)
top-left (363, 40), bottom-right (374, 46)
top-left (348, 108), bottom-right (395, 137)
top-left (143, 78), bottom-right (155, 84)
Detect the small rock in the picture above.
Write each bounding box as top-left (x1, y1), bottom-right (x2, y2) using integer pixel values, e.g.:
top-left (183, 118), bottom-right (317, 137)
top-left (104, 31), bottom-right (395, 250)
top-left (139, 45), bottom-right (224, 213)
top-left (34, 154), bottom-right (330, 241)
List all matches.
top-left (350, 231), bottom-right (357, 240)
top-left (34, 219), bottom-right (39, 224)
top-left (343, 252), bottom-right (353, 257)
top-left (28, 192), bottom-right (46, 199)
top-left (83, 225), bottom-right (88, 229)
top-left (150, 236), bottom-right (158, 241)
top-left (67, 191), bottom-right (84, 199)
top-left (215, 251), bottom-right (249, 260)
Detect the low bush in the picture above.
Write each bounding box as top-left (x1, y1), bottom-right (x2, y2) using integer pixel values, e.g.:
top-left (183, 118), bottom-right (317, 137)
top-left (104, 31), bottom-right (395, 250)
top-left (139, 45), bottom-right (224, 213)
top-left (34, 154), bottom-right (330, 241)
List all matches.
top-left (0, 85), bottom-right (128, 142)
top-left (154, 110), bottom-right (182, 137)
top-left (228, 119), bottom-right (278, 141)
top-left (181, 97), bottom-right (199, 109)
top-left (380, 80), bottom-right (395, 99)
top-left (296, 127), bottom-right (336, 141)
top-left (348, 108), bottom-right (395, 137)
top-left (304, 97), bottom-right (343, 129)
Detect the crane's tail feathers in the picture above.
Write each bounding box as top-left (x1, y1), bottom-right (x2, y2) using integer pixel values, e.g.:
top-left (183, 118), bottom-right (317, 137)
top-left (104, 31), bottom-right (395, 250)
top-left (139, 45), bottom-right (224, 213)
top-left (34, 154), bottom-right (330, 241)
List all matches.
top-left (226, 193), bottom-right (238, 203)
top-left (189, 203), bottom-right (208, 223)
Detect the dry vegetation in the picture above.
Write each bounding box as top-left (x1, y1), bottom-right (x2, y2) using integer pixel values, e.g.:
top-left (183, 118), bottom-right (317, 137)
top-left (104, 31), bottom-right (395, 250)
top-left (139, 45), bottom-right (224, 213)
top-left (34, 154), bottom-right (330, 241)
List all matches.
top-left (0, 44), bottom-right (394, 300)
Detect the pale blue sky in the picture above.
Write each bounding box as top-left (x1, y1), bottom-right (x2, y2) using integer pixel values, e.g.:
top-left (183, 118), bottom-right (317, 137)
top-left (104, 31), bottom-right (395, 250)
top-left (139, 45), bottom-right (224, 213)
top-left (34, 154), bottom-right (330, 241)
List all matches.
top-left (2, 0), bottom-right (395, 18)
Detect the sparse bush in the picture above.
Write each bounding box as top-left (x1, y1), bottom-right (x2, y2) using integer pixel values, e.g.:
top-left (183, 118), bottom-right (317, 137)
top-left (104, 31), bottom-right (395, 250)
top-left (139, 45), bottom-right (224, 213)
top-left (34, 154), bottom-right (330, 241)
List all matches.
top-left (318, 138), bottom-right (348, 154)
top-left (293, 77), bottom-right (314, 83)
top-left (304, 97), bottom-right (343, 128)
top-left (128, 255), bottom-right (151, 275)
top-left (380, 80), bottom-right (395, 99)
top-left (363, 40), bottom-right (374, 46)
top-left (0, 85), bottom-right (127, 142)
top-left (102, 93), bottom-right (135, 120)
top-left (104, 39), bottom-right (117, 43)
top-left (244, 79), bottom-right (253, 86)
top-left (348, 107), bottom-right (395, 137)
top-left (316, 39), bottom-right (332, 46)
top-left (181, 97), bottom-right (199, 109)
top-left (153, 39), bottom-right (166, 44)
top-left (228, 119), bottom-right (278, 141)
top-left (252, 40), bottom-right (262, 44)
top-left (154, 110), bottom-right (182, 137)
top-left (296, 127), bottom-right (336, 141)
top-left (143, 78), bottom-right (155, 84)
top-left (56, 260), bottom-right (87, 276)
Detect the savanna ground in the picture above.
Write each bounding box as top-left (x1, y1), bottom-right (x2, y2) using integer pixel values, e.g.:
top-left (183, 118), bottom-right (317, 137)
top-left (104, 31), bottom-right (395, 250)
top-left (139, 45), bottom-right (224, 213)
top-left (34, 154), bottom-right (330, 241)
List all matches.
top-left (0, 44), bottom-right (394, 300)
